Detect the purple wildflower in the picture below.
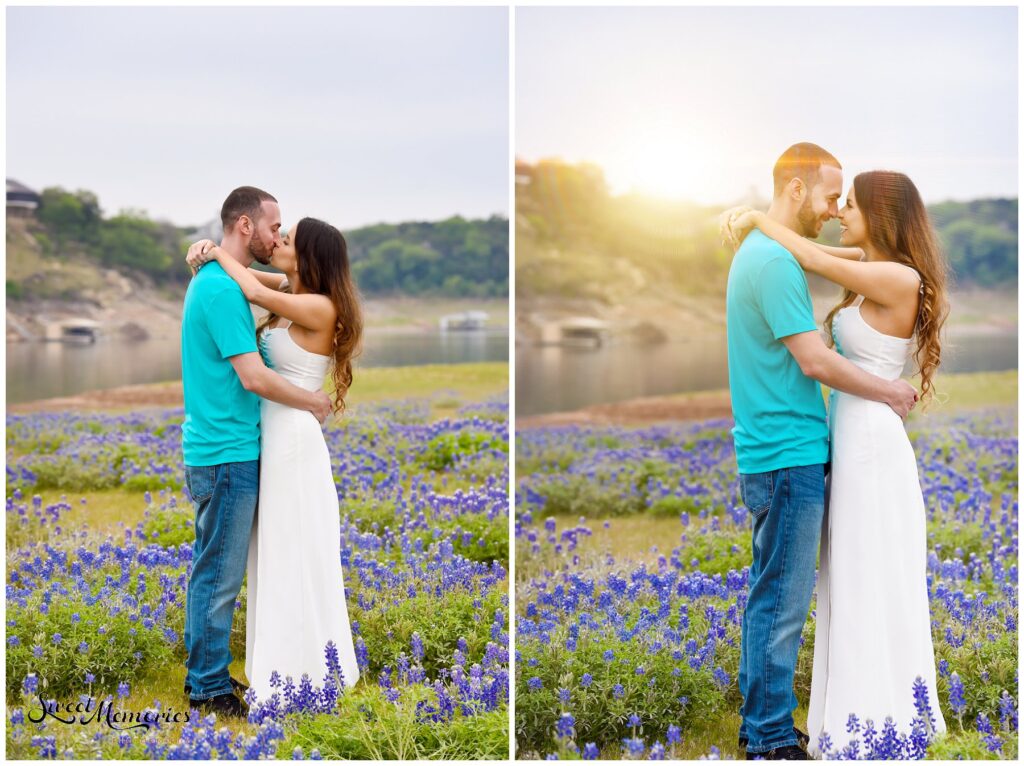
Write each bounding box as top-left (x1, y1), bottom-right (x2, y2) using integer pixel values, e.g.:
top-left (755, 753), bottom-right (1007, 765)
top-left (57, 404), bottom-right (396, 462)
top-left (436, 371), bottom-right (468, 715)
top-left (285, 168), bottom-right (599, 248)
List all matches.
top-left (556, 712), bottom-right (575, 739)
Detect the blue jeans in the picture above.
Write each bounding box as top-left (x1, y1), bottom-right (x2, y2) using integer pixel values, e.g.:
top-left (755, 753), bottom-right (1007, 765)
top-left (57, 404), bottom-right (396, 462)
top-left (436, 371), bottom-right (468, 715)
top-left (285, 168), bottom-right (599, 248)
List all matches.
top-left (183, 461), bottom-right (258, 700)
top-left (737, 463), bottom-right (825, 754)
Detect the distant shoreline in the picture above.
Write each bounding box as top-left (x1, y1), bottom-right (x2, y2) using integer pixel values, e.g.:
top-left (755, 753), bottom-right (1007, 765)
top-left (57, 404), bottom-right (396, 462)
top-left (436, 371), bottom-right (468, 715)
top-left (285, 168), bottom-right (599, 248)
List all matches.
top-left (6, 295), bottom-right (510, 344)
top-left (516, 370), bottom-right (1018, 430)
top-left (7, 361), bottom-right (510, 414)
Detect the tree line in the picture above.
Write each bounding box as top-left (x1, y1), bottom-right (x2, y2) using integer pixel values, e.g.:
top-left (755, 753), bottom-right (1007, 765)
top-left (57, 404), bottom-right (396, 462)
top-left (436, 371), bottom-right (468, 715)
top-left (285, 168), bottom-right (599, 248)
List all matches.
top-left (25, 187), bottom-right (509, 298)
top-left (516, 160), bottom-right (1018, 302)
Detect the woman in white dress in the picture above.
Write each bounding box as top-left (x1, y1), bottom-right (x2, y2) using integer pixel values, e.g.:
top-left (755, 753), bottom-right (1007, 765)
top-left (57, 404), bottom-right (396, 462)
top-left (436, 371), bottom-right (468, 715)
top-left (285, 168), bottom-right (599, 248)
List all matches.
top-left (187, 217), bottom-right (362, 702)
top-left (727, 171), bottom-right (950, 757)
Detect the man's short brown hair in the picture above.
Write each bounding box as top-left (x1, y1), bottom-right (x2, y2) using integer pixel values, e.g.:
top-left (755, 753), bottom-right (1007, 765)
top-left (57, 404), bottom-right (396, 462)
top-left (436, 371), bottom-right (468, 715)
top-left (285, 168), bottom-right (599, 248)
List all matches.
top-left (220, 186), bottom-right (277, 231)
top-left (772, 143), bottom-right (842, 197)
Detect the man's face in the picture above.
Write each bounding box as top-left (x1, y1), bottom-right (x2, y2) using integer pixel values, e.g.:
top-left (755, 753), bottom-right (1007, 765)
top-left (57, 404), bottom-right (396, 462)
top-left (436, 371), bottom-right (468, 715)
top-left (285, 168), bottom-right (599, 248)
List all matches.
top-left (796, 165), bottom-right (843, 238)
top-left (247, 201), bottom-right (282, 265)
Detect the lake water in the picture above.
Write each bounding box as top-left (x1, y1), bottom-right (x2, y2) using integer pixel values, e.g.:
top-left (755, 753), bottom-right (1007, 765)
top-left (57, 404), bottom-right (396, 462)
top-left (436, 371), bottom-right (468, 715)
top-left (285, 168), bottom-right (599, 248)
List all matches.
top-left (5, 329), bottom-right (509, 405)
top-left (516, 330), bottom-right (1018, 416)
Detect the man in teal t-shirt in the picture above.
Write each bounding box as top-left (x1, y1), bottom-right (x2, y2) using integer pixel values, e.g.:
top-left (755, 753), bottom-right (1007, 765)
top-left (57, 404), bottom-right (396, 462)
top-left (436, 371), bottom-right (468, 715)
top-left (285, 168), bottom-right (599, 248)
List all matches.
top-left (180, 186), bottom-right (330, 718)
top-left (727, 227), bottom-right (829, 474)
top-left (725, 145), bottom-right (918, 760)
top-left (181, 260), bottom-right (261, 465)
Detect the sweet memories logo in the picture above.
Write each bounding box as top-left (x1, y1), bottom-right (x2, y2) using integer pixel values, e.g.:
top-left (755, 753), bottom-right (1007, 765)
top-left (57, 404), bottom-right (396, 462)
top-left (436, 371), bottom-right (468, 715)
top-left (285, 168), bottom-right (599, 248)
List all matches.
top-left (27, 695), bottom-right (192, 731)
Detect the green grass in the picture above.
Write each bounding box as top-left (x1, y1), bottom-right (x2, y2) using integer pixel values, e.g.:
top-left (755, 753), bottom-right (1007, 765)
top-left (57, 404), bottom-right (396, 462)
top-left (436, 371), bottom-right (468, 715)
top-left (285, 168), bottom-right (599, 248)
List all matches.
top-left (29, 489), bottom-right (153, 532)
top-left (345, 362), bottom-right (508, 417)
top-left (912, 369), bottom-right (1018, 412)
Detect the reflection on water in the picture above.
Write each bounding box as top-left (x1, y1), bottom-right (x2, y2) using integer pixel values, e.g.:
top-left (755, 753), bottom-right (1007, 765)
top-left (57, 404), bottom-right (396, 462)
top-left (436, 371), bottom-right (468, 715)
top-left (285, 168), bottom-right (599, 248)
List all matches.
top-left (5, 330), bottom-right (509, 405)
top-left (516, 331), bottom-right (1018, 417)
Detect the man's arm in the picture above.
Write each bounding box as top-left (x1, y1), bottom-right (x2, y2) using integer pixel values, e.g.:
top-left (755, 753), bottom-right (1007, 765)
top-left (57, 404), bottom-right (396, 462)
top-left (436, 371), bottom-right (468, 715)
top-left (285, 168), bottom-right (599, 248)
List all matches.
top-left (229, 352), bottom-right (331, 423)
top-left (782, 331), bottom-right (918, 418)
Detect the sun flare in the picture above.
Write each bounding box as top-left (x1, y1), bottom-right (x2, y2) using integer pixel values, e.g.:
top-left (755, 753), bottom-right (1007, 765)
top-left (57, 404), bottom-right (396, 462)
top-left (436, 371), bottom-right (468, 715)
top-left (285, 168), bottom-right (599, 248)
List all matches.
top-left (601, 124), bottom-right (726, 201)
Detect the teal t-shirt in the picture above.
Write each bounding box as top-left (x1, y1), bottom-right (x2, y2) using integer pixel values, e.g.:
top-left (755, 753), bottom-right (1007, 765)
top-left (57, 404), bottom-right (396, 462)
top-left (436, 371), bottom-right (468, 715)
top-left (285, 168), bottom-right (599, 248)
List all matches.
top-left (181, 262), bottom-right (260, 466)
top-left (726, 229), bottom-right (829, 474)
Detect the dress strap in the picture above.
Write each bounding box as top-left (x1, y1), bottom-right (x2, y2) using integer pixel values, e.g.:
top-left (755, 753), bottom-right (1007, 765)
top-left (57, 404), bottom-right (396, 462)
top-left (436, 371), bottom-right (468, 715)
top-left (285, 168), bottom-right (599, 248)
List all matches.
top-left (897, 263), bottom-right (924, 294)
top-left (278, 318), bottom-right (293, 330)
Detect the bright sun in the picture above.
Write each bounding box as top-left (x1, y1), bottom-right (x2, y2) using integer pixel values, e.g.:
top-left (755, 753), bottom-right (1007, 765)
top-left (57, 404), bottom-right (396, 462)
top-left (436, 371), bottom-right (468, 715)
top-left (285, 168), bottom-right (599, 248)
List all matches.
top-left (600, 123), bottom-right (722, 201)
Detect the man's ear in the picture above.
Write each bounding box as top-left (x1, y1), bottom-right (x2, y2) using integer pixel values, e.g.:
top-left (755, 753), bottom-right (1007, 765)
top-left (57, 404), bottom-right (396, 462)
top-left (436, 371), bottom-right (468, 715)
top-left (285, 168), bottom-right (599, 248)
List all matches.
top-left (236, 215), bottom-right (252, 236)
top-left (789, 177), bottom-right (806, 203)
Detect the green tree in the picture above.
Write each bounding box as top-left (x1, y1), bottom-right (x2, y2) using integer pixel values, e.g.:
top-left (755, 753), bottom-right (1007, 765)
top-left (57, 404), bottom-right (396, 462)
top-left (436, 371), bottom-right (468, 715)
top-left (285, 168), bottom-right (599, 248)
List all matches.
top-left (37, 187), bottom-right (102, 247)
top-left (95, 214), bottom-right (172, 275)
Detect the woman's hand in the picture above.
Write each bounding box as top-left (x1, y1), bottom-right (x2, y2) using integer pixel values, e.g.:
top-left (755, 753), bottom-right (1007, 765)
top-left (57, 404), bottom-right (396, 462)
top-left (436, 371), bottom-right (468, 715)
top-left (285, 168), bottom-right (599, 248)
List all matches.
top-left (185, 239), bottom-right (218, 275)
top-left (719, 206), bottom-right (762, 251)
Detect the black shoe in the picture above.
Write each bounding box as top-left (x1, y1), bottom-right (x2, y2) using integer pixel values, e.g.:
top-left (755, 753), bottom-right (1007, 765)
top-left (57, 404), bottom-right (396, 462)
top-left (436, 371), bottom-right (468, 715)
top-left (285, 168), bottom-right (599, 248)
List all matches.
top-left (184, 677), bottom-right (249, 697)
top-left (189, 692), bottom-right (248, 718)
top-left (746, 745), bottom-right (808, 761)
top-left (739, 728), bottom-right (810, 750)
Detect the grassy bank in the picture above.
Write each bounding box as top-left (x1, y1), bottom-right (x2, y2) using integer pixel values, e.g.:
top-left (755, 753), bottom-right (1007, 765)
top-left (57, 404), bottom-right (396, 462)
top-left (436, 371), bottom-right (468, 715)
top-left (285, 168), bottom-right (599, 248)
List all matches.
top-left (346, 362), bottom-right (509, 413)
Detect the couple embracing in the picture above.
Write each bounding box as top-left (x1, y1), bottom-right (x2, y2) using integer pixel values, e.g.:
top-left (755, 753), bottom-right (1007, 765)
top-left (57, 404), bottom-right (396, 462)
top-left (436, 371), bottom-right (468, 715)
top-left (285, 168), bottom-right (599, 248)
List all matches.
top-left (723, 143), bottom-right (950, 759)
top-left (179, 187), bottom-right (361, 717)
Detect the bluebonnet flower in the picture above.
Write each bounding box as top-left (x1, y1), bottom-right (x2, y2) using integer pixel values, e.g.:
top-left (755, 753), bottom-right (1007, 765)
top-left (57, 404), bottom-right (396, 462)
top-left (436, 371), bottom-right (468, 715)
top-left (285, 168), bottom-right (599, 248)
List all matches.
top-left (648, 741), bottom-right (666, 760)
top-left (528, 677), bottom-right (543, 691)
top-left (712, 667), bottom-right (730, 689)
top-left (558, 688), bottom-right (571, 705)
top-left (999, 690), bottom-right (1017, 731)
top-left (612, 684), bottom-right (624, 699)
top-left (580, 673), bottom-right (593, 688)
top-left (976, 712), bottom-right (993, 734)
top-left (666, 725), bottom-right (681, 745)
top-left (355, 637), bottom-right (369, 672)
top-left (582, 742), bottom-right (600, 759)
top-left (22, 673), bottom-right (38, 695)
top-left (622, 736), bottom-right (645, 758)
top-left (628, 713), bottom-right (642, 728)
top-left (911, 677), bottom-right (937, 734)
top-left (555, 712), bottom-right (575, 739)
top-left (948, 673), bottom-right (966, 720)
top-left (117, 681), bottom-right (130, 698)
top-left (32, 735), bottom-right (57, 758)
top-left (984, 734), bottom-right (1003, 753)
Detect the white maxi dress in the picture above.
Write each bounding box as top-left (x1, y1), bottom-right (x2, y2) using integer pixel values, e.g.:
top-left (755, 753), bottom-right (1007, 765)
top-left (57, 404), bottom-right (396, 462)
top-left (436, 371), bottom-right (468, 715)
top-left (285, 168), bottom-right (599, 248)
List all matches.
top-left (807, 294), bottom-right (946, 757)
top-left (244, 320), bottom-right (360, 701)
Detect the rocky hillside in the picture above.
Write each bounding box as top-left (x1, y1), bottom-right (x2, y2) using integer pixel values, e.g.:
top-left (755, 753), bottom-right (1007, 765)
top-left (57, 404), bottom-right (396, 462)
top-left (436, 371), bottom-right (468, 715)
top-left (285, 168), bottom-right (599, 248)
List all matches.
top-left (6, 217), bottom-right (183, 342)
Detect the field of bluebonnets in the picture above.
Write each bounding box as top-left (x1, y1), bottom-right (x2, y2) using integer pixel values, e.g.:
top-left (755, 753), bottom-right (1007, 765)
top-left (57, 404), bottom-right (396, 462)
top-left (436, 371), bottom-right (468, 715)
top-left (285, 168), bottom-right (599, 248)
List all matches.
top-left (515, 371), bottom-right (1018, 760)
top-left (6, 365), bottom-right (510, 760)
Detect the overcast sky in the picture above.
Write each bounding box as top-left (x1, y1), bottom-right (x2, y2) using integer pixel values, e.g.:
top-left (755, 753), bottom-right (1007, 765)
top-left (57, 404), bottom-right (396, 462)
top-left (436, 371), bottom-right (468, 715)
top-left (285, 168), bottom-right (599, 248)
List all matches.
top-left (7, 6), bottom-right (508, 229)
top-left (517, 6), bottom-right (1017, 205)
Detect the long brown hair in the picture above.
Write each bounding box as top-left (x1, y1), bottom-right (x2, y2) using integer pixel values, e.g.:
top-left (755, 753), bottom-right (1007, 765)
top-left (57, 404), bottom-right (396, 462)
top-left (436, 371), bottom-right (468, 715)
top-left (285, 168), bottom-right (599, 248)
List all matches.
top-left (823, 171), bottom-right (950, 405)
top-left (256, 217), bottom-right (363, 415)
